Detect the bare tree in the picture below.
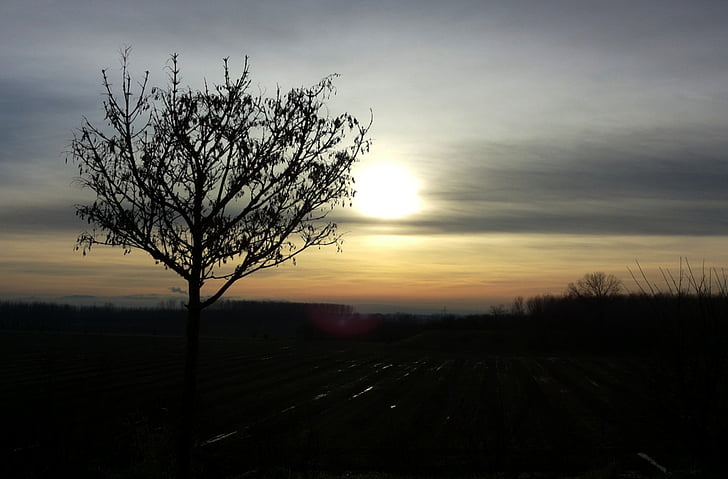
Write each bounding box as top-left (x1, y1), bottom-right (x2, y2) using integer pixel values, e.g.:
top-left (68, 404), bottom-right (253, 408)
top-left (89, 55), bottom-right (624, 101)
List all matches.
top-left (68, 49), bottom-right (371, 477)
top-left (511, 296), bottom-right (526, 316)
top-left (567, 272), bottom-right (623, 299)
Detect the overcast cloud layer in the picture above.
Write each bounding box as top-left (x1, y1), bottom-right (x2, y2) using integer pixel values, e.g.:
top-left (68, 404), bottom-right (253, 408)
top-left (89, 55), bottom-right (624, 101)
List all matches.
top-left (2, 1), bottom-right (728, 309)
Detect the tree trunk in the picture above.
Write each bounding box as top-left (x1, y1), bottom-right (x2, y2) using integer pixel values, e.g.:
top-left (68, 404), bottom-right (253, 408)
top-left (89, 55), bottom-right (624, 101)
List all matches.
top-left (178, 283), bottom-right (201, 479)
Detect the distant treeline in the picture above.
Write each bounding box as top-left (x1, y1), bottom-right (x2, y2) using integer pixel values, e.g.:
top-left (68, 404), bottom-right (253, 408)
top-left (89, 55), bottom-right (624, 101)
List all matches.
top-left (517, 292), bottom-right (727, 354)
top-left (0, 300), bottom-right (369, 339)
top-left (2, 292), bottom-right (726, 352)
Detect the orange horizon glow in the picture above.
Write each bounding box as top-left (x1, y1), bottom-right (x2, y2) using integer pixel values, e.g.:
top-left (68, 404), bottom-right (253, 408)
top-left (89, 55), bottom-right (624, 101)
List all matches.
top-left (3, 229), bottom-right (728, 313)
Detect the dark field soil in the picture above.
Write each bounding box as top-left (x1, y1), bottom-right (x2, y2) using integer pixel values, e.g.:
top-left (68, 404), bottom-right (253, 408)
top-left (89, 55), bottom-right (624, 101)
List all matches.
top-left (0, 330), bottom-right (711, 478)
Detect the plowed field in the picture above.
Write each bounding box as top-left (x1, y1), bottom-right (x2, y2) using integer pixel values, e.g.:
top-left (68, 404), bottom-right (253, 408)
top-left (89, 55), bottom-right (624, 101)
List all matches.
top-left (1, 330), bottom-right (685, 477)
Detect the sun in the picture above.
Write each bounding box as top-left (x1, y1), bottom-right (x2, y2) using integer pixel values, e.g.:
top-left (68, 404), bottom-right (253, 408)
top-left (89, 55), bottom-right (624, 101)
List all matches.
top-left (354, 163), bottom-right (420, 219)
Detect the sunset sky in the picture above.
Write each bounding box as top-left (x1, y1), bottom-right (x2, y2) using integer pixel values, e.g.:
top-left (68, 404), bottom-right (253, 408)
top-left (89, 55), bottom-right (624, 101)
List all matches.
top-left (2, 0), bottom-right (728, 313)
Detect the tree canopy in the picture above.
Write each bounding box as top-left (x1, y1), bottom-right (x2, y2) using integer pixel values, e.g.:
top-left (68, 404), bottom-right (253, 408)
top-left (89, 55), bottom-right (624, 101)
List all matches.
top-left (70, 50), bottom-right (371, 308)
top-left (567, 271), bottom-right (623, 299)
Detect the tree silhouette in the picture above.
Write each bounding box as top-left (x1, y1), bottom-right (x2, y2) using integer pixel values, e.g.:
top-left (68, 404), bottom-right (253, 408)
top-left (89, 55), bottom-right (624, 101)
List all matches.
top-left (68, 49), bottom-right (371, 477)
top-left (567, 271), bottom-right (623, 299)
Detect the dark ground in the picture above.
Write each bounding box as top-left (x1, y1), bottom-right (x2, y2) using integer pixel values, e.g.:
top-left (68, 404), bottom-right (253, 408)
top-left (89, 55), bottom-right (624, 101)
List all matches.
top-left (1, 323), bottom-right (722, 478)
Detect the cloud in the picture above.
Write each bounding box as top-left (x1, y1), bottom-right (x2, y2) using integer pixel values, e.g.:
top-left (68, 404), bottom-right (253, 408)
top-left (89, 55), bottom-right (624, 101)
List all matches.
top-left (339, 125), bottom-right (728, 237)
top-left (3, 0), bottom-right (728, 244)
top-left (449, 128), bottom-right (728, 201)
top-left (0, 200), bottom-right (81, 235)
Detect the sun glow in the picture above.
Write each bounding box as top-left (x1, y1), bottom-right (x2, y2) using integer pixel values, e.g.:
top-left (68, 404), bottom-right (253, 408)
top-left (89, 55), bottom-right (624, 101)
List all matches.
top-left (354, 164), bottom-right (420, 219)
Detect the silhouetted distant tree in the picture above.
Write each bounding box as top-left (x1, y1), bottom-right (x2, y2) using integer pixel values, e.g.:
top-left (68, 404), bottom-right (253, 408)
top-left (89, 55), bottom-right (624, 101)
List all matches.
top-left (511, 296), bottom-right (526, 316)
top-left (567, 272), bottom-right (623, 299)
top-left (68, 48), bottom-right (371, 478)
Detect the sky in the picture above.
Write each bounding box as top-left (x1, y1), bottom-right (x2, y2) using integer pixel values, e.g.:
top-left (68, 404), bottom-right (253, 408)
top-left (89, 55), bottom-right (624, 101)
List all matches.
top-left (2, 0), bottom-right (728, 313)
